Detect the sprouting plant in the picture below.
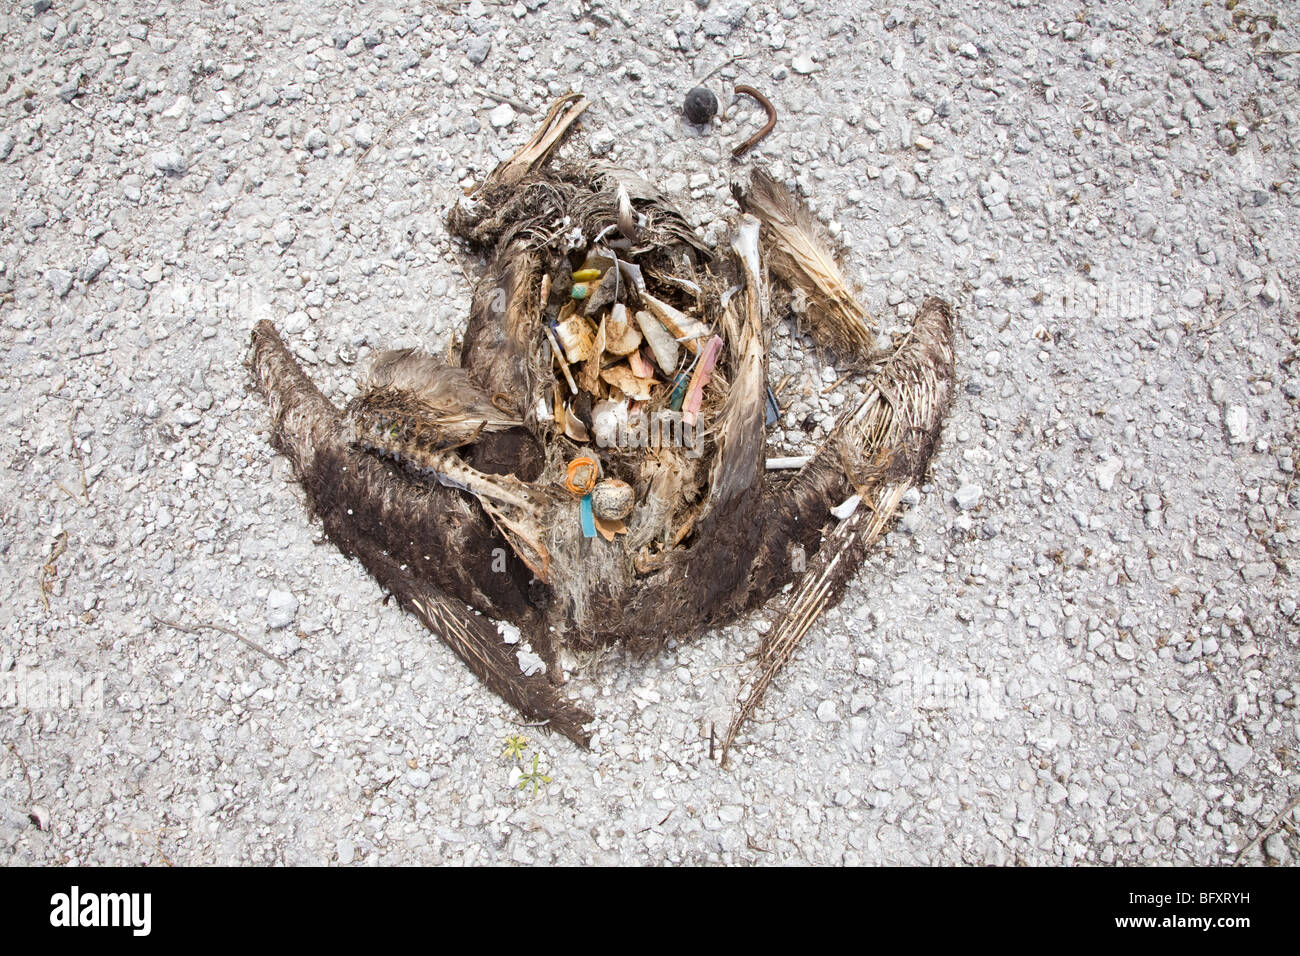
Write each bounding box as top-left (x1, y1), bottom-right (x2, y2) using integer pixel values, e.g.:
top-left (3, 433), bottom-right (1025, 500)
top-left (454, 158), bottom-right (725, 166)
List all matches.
top-left (517, 753), bottom-right (552, 795)
top-left (501, 733), bottom-right (529, 761)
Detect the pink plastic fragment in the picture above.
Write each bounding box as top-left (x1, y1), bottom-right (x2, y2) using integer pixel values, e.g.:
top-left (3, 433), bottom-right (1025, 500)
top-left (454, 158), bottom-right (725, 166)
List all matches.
top-left (682, 335), bottom-right (724, 427)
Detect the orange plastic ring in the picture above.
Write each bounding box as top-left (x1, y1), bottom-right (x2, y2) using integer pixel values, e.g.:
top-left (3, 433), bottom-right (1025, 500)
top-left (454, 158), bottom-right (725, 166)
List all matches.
top-left (565, 457), bottom-right (599, 496)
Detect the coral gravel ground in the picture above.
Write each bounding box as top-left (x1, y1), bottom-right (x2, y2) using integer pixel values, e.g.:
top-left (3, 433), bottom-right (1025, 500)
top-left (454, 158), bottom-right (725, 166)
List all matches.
top-left (0, 0), bottom-right (1297, 865)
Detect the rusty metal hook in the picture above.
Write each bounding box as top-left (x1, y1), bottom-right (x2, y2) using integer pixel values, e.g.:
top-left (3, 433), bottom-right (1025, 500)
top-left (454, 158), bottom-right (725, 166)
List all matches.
top-left (731, 85), bottom-right (777, 158)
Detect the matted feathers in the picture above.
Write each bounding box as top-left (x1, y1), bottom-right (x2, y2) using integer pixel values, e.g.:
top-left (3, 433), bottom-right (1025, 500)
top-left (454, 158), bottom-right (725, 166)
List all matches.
top-left (735, 170), bottom-right (876, 355)
top-left (348, 350), bottom-right (522, 457)
top-left (702, 214), bottom-right (768, 519)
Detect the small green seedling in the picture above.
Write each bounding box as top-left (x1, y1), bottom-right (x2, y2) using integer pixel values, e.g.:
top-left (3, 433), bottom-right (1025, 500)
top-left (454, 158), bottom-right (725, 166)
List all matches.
top-left (517, 753), bottom-right (552, 795)
top-left (501, 734), bottom-right (528, 761)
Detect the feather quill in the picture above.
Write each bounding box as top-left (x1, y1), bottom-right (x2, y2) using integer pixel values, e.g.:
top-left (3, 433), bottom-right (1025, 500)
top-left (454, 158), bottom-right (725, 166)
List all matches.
top-left (736, 171), bottom-right (875, 353)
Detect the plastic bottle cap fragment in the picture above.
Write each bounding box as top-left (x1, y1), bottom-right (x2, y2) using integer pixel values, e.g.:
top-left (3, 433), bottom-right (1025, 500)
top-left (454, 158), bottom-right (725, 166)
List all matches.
top-left (565, 456), bottom-right (599, 495)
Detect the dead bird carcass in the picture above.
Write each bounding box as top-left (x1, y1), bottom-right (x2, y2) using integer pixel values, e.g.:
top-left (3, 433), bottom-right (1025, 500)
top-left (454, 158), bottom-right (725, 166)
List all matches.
top-left (249, 95), bottom-right (957, 762)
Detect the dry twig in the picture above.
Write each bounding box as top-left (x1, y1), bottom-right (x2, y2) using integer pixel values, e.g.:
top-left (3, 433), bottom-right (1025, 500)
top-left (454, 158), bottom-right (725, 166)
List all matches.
top-left (149, 614), bottom-right (288, 667)
top-left (1233, 791), bottom-right (1300, 865)
top-left (6, 741), bottom-right (34, 805)
top-left (67, 416), bottom-right (90, 503)
top-left (329, 105), bottom-right (432, 223)
top-left (474, 87), bottom-right (535, 115)
top-left (38, 532), bottom-right (67, 611)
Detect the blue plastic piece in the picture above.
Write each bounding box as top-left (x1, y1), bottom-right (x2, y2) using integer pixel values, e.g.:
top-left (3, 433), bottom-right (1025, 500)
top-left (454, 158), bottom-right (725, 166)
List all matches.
top-left (668, 371), bottom-right (691, 411)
